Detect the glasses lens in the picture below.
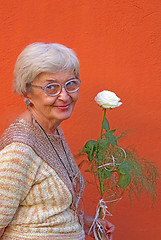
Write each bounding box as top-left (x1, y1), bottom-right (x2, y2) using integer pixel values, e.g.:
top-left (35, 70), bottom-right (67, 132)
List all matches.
top-left (65, 79), bottom-right (80, 93)
top-left (45, 83), bottom-right (60, 96)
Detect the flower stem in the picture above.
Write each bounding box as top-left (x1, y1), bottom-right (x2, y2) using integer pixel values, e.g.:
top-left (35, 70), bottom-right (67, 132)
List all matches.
top-left (101, 108), bottom-right (107, 139)
top-left (99, 108), bottom-right (107, 218)
top-left (98, 171), bottom-right (104, 219)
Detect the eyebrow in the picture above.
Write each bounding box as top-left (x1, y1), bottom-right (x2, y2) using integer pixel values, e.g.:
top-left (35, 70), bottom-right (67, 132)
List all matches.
top-left (44, 77), bottom-right (76, 84)
top-left (45, 79), bottom-right (58, 83)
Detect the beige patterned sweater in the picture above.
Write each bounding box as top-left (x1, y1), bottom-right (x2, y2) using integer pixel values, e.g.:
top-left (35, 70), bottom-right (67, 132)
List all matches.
top-left (0, 119), bottom-right (85, 240)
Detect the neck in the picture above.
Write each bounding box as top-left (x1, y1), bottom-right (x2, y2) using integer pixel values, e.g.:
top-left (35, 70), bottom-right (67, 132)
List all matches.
top-left (20, 109), bottom-right (61, 134)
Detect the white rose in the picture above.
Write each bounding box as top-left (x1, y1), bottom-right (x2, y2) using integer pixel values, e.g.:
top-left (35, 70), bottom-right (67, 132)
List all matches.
top-left (95, 90), bottom-right (122, 109)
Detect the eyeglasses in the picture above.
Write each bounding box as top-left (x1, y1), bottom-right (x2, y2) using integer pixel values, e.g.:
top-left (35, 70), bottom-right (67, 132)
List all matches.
top-left (31, 78), bottom-right (81, 96)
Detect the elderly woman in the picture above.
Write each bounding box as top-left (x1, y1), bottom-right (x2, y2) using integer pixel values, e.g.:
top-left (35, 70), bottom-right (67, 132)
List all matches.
top-left (0, 42), bottom-right (114, 240)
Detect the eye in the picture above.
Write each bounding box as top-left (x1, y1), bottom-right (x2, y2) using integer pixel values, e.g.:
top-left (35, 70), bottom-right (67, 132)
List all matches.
top-left (66, 80), bottom-right (75, 86)
top-left (66, 79), bottom-right (80, 92)
top-left (66, 79), bottom-right (77, 88)
top-left (45, 83), bottom-right (60, 95)
top-left (46, 84), bottom-right (57, 90)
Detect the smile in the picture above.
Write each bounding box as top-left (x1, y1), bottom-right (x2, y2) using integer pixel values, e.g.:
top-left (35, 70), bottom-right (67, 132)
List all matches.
top-left (54, 104), bottom-right (71, 110)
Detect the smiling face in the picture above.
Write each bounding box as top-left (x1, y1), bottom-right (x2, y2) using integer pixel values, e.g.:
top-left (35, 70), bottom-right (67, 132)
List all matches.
top-left (26, 70), bottom-right (79, 132)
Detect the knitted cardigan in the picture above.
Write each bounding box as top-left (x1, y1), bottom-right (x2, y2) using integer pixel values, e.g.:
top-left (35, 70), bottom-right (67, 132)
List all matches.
top-left (0, 118), bottom-right (85, 240)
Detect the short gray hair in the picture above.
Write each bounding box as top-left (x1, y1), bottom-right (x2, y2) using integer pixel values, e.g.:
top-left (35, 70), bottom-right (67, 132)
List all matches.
top-left (13, 42), bottom-right (80, 95)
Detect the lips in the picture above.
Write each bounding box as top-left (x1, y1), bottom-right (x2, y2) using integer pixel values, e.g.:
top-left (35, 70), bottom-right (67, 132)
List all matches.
top-left (54, 104), bottom-right (71, 110)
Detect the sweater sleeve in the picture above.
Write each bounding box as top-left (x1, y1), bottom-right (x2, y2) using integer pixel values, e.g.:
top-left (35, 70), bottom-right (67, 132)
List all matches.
top-left (0, 142), bottom-right (41, 228)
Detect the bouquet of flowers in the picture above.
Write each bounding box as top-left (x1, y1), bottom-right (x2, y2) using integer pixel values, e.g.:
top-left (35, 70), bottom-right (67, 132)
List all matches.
top-left (82, 90), bottom-right (159, 240)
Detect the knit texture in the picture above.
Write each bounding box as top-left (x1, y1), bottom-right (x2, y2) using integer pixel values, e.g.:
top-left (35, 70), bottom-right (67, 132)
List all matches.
top-left (0, 142), bottom-right (85, 239)
top-left (0, 118), bottom-right (85, 202)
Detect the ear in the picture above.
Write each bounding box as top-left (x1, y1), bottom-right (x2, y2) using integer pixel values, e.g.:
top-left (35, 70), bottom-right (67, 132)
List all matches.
top-left (22, 94), bottom-right (32, 106)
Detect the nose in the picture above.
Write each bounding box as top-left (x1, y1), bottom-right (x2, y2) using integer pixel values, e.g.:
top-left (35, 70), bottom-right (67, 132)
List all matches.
top-left (58, 86), bottom-right (70, 100)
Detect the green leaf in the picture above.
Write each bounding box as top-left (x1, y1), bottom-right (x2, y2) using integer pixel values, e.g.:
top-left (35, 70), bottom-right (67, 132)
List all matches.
top-left (109, 129), bottom-right (116, 134)
top-left (103, 117), bottom-right (110, 131)
top-left (105, 132), bottom-right (117, 146)
top-left (95, 139), bottom-right (110, 162)
top-left (110, 135), bottom-right (117, 146)
top-left (96, 139), bottom-right (110, 151)
top-left (118, 173), bottom-right (131, 189)
top-left (118, 161), bottom-right (131, 174)
top-left (100, 167), bottom-right (112, 179)
top-left (82, 140), bottom-right (96, 162)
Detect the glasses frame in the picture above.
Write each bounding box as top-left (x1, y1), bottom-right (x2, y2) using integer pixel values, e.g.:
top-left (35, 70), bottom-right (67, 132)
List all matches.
top-left (31, 78), bottom-right (81, 96)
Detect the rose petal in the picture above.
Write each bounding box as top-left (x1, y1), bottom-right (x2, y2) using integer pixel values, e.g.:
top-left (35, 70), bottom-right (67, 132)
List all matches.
top-left (95, 90), bottom-right (122, 109)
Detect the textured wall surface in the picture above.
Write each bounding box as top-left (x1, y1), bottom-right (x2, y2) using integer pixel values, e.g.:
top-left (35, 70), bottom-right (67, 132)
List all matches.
top-left (0, 1), bottom-right (161, 239)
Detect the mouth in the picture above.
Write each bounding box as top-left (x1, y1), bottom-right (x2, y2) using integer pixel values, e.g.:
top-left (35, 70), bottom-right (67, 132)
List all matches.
top-left (54, 104), bottom-right (71, 110)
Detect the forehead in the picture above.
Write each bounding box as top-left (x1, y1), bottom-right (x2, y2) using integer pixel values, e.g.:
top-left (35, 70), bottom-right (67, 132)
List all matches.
top-left (34, 70), bottom-right (75, 84)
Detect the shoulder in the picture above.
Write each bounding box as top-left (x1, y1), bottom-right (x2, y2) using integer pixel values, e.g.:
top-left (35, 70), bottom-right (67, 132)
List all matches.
top-left (0, 142), bottom-right (42, 169)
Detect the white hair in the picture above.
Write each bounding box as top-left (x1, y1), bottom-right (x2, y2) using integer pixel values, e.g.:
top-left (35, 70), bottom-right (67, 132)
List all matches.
top-left (13, 42), bottom-right (80, 95)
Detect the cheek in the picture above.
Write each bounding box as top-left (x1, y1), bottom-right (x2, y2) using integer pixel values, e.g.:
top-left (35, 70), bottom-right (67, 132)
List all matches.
top-left (72, 92), bottom-right (79, 103)
top-left (41, 96), bottom-right (57, 106)
top-left (30, 96), bottom-right (57, 110)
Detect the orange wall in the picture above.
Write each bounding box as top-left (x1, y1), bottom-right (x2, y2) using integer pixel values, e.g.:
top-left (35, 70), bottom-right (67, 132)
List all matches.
top-left (0, 1), bottom-right (161, 239)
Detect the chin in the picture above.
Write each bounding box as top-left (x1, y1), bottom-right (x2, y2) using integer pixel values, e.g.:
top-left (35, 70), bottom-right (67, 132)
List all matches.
top-left (55, 112), bottom-right (73, 122)
top-left (53, 106), bottom-right (74, 121)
